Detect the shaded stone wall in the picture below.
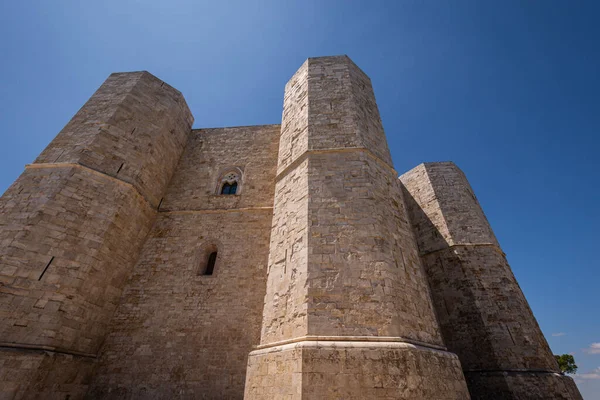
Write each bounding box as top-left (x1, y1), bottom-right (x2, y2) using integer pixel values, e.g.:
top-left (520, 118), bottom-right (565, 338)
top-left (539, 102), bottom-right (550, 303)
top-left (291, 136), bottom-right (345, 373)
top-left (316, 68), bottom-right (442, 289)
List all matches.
top-left (88, 125), bottom-right (280, 399)
top-left (0, 71), bottom-right (193, 399)
top-left (0, 348), bottom-right (95, 399)
top-left (400, 162), bottom-right (581, 400)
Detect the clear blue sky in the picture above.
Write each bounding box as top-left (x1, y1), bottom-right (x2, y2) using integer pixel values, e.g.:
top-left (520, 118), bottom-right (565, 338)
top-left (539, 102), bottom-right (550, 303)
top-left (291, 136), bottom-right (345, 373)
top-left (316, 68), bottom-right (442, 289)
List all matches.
top-left (1, 1), bottom-right (598, 397)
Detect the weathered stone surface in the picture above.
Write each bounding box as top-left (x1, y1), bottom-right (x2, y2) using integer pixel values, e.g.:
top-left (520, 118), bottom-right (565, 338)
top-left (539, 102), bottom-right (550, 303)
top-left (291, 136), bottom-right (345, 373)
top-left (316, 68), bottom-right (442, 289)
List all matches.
top-left (0, 57), bottom-right (581, 400)
top-left (34, 71), bottom-right (193, 208)
top-left (0, 166), bottom-right (155, 354)
top-left (87, 125), bottom-right (279, 399)
top-left (0, 71), bottom-right (192, 398)
top-left (246, 56), bottom-right (470, 398)
top-left (0, 348), bottom-right (95, 400)
top-left (246, 341), bottom-right (469, 400)
top-left (162, 125), bottom-right (280, 211)
top-left (465, 370), bottom-right (581, 400)
top-left (261, 56), bottom-right (443, 345)
top-left (400, 162), bottom-right (582, 399)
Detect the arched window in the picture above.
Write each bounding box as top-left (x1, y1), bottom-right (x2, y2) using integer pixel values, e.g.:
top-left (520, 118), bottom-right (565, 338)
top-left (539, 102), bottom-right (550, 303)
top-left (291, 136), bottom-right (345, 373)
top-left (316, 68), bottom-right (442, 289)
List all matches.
top-left (216, 168), bottom-right (243, 195)
top-left (221, 181), bottom-right (238, 195)
top-left (204, 251), bottom-right (217, 275)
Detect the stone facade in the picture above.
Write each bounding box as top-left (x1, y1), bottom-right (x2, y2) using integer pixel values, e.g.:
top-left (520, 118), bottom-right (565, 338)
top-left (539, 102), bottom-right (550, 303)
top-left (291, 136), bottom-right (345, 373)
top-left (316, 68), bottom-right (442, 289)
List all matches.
top-left (87, 125), bottom-right (279, 399)
top-left (400, 163), bottom-right (581, 399)
top-left (0, 56), bottom-right (581, 399)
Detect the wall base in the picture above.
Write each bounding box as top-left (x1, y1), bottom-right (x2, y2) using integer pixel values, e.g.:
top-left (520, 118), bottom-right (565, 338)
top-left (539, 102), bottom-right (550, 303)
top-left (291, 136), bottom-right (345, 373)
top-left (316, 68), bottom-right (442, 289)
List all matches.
top-left (0, 347), bottom-right (95, 400)
top-left (465, 370), bottom-right (583, 400)
top-left (244, 339), bottom-right (470, 399)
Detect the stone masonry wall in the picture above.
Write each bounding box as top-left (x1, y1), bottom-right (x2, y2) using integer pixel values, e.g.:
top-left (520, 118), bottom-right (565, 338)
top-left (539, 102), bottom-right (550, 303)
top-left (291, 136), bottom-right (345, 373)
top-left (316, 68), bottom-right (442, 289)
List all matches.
top-left (305, 151), bottom-right (441, 343)
top-left (299, 342), bottom-right (468, 399)
top-left (34, 72), bottom-right (193, 208)
top-left (160, 125), bottom-right (280, 211)
top-left (0, 71), bottom-right (193, 399)
top-left (259, 56), bottom-right (444, 346)
top-left (88, 125), bottom-right (280, 399)
top-left (0, 166), bottom-right (154, 354)
top-left (260, 158), bottom-right (310, 343)
top-left (246, 341), bottom-right (469, 400)
top-left (277, 60), bottom-right (309, 174)
top-left (400, 162), bottom-right (581, 399)
top-left (247, 56), bottom-right (470, 399)
top-left (0, 348), bottom-right (95, 400)
top-left (244, 343), bottom-right (303, 399)
top-left (306, 56), bottom-right (393, 166)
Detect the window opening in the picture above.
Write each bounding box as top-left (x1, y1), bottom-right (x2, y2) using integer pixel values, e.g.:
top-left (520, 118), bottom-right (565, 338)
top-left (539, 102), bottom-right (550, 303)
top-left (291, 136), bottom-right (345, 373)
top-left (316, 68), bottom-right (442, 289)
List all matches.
top-left (221, 181), bottom-right (238, 195)
top-left (204, 251), bottom-right (217, 275)
top-left (218, 170), bottom-right (241, 195)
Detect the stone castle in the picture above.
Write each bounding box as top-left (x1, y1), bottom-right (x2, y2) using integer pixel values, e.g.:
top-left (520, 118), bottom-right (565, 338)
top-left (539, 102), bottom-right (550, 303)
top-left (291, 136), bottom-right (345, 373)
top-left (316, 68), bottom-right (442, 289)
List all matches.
top-left (0, 56), bottom-right (582, 399)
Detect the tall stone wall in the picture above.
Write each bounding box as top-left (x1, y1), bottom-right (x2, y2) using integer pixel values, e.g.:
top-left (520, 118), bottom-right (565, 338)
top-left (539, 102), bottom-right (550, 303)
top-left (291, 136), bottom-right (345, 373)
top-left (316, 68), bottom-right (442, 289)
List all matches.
top-left (0, 71), bottom-right (193, 399)
top-left (87, 125), bottom-right (280, 399)
top-left (400, 162), bottom-right (582, 400)
top-left (245, 56), bottom-right (470, 399)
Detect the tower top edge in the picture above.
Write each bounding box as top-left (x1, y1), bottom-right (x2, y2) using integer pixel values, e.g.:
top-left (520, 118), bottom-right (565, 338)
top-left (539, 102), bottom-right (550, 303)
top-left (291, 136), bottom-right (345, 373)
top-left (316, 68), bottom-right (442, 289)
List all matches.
top-left (399, 161), bottom-right (460, 180)
top-left (421, 161), bottom-right (458, 167)
top-left (285, 55), bottom-right (371, 88)
top-left (306, 54), bottom-right (351, 61)
top-left (192, 123), bottom-right (281, 132)
top-left (305, 55), bottom-right (370, 79)
top-left (107, 71), bottom-right (185, 96)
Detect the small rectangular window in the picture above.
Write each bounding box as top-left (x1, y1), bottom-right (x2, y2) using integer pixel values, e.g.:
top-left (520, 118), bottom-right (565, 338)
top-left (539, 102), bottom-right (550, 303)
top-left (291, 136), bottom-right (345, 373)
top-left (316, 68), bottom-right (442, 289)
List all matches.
top-left (205, 251), bottom-right (217, 275)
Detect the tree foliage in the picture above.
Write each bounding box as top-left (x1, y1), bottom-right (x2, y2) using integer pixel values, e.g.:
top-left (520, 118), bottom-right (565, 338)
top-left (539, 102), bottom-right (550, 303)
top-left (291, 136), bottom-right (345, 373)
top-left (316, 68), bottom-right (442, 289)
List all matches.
top-left (555, 354), bottom-right (578, 374)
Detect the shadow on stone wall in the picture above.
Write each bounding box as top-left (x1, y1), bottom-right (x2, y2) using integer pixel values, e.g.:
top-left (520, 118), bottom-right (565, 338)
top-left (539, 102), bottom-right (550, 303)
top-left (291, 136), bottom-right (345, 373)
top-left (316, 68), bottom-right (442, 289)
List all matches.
top-left (401, 186), bottom-right (514, 398)
top-left (401, 182), bottom-right (581, 400)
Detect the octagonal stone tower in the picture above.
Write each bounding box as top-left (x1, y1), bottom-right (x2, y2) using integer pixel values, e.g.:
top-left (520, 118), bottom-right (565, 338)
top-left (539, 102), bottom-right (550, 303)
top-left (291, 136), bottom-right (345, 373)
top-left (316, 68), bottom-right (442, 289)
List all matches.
top-left (244, 56), bottom-right (470, 399)
top-left (400, 162), bottom-right (582, 400)
top-left (0, 72), bottom-right (192, 398)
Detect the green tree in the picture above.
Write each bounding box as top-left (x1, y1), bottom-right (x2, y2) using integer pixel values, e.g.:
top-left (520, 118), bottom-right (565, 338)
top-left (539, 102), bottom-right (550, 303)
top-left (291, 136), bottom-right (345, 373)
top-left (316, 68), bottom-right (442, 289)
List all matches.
top-left (555, 354), bottom-right (578, 374)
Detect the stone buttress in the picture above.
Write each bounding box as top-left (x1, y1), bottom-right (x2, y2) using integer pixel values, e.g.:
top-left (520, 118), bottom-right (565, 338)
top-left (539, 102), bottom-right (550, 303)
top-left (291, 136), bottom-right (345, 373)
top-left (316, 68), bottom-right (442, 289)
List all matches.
top-left (244, 56), bottom-right (471, 399)
top-left (0, 72), bottom-right (193, 399)
top-left (400, 162), bottom-right (582, 400)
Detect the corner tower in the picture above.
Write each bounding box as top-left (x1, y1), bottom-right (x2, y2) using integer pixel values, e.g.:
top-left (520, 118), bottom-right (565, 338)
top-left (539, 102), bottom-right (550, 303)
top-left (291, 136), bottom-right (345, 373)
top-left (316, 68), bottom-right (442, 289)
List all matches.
top-left (401, 162), bottom-right (582, 400)
top-left (245, 56), bottom-right (470, 399)
top-left (0, 72), bottom-right (192, 398)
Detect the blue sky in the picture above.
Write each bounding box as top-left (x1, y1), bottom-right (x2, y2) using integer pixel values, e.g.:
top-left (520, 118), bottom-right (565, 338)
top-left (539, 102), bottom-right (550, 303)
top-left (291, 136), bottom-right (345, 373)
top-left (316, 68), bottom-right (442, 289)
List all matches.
top-left (1, 0), bottom-right (598, 397)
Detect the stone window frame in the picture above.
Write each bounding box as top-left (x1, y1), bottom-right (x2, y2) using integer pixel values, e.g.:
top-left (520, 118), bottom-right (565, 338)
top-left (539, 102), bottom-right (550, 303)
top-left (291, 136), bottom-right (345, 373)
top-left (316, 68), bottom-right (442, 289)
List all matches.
top-left (215, 167), bottom-right (244, 196)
